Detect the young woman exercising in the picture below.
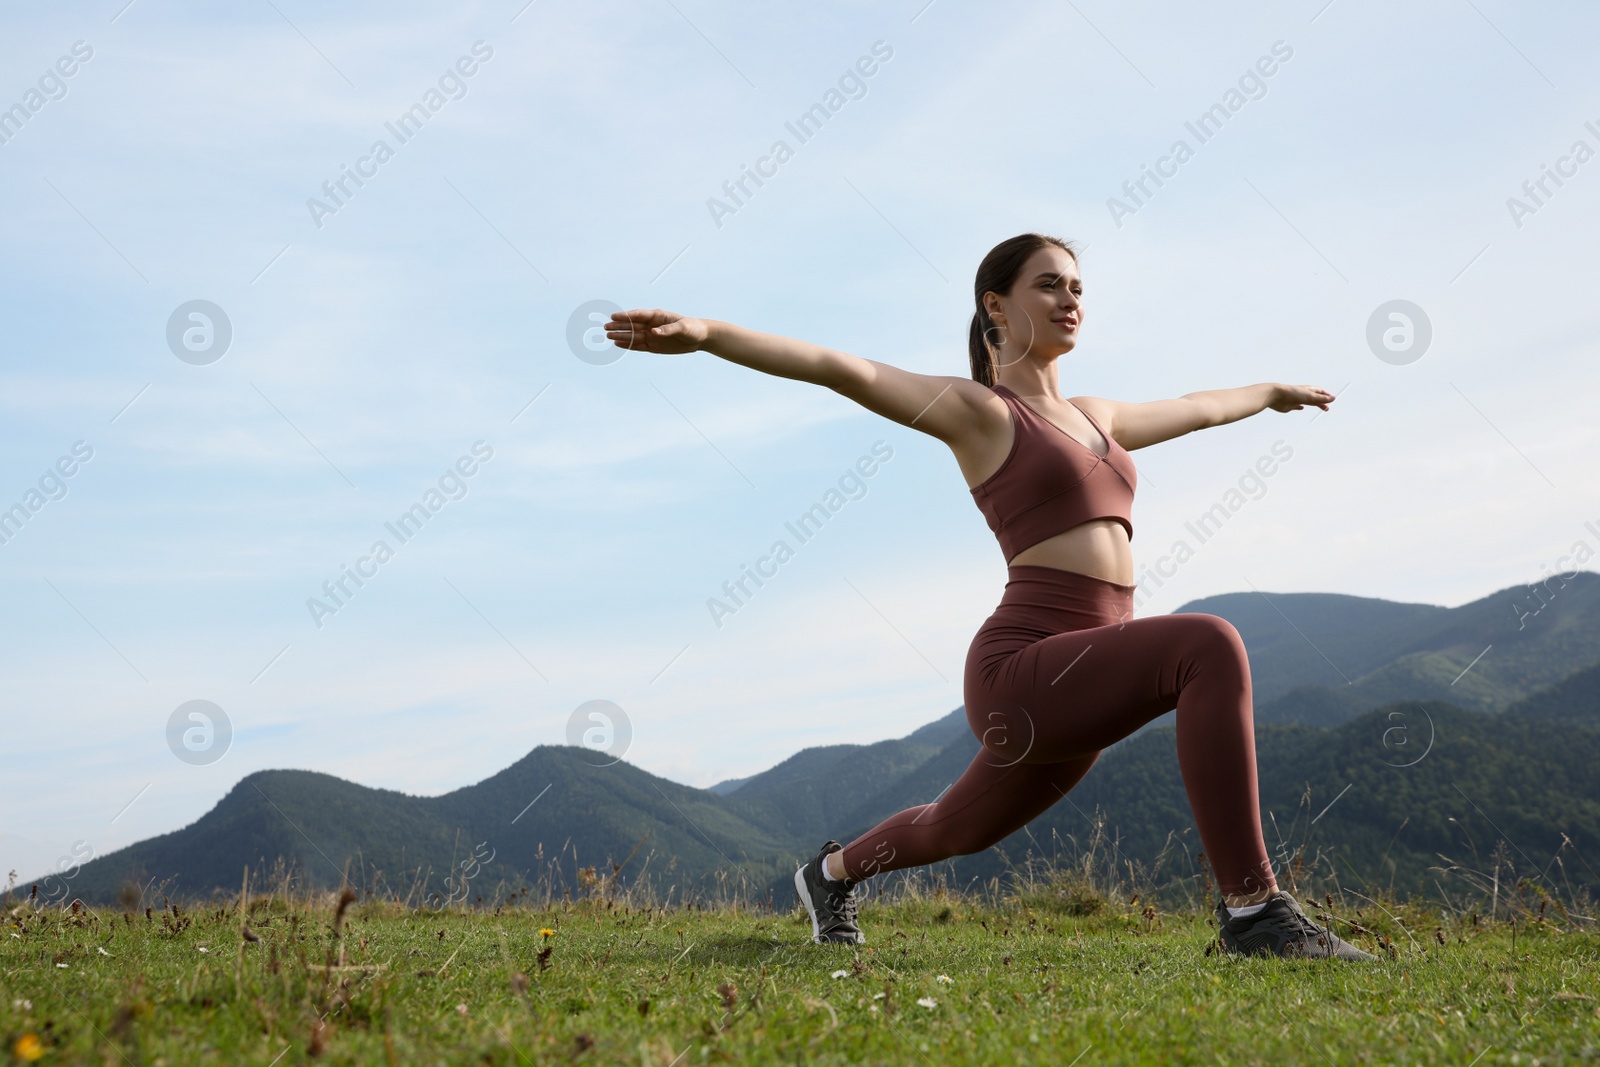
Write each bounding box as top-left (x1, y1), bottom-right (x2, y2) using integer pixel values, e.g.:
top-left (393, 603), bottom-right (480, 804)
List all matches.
top-left (604, 233), bottom-right (1374, 960)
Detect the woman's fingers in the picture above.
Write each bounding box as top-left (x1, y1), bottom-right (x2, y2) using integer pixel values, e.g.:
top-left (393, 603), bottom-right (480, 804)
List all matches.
top-left (602, 308), bottom-right (675, 349)
top-left (604, 311), bottom-right (663, 349)
top-left (601, 309), bottom-right (706, 353)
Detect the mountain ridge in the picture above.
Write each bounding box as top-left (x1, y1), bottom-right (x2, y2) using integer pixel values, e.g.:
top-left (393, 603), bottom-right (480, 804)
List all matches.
top-left (22, 573), bottom-right (1600, 908)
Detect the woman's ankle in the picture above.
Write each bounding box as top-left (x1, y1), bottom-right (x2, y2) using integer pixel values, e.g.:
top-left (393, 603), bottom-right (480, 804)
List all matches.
top-left (824, 848), bottom-right (848, 881)
top-left (1223, 885), bottom-right (1278, 909)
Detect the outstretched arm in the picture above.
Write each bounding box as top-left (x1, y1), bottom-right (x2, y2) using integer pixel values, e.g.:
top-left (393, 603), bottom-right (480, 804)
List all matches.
top-left (1088, 383), bottom-right (1334, 451)
top-left (605, 309), bottom-right (989, 444)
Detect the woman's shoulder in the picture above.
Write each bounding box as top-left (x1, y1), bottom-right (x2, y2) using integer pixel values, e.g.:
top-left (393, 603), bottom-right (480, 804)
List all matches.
top-left (1066, 394), bottom-right (1117, 428)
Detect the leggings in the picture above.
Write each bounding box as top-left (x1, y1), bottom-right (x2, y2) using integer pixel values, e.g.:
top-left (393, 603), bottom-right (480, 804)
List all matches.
top-left (837, 564), bottom-right (1276, 897)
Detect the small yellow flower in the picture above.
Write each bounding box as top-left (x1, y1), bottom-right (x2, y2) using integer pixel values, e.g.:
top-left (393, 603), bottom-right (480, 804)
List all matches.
top-left (539, 927), bottom-right (555, 938)
top-left (14, 1032), bottom-right (44, 1061)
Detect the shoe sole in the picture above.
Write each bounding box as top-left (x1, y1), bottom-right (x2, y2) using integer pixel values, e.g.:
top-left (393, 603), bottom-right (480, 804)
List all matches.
top-left (794, 863), bottom-right (822, 944)
top-left (1219, 934), bottom-right (1378, 961)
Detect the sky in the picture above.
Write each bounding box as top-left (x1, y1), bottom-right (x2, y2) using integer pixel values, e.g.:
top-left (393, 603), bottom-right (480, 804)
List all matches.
top-left (3, 0), bottom-right (1598, 886)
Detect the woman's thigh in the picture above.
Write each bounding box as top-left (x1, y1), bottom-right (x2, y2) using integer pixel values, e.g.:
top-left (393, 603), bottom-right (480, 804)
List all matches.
top-left (968, 612), bottom-right (1246, 766)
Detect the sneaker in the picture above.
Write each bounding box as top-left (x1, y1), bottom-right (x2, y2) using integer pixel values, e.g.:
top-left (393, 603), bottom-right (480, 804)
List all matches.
top-left (1215, 891), bottom-right (1378, 961)
top-left (794, 840), bottom-right (864, 944)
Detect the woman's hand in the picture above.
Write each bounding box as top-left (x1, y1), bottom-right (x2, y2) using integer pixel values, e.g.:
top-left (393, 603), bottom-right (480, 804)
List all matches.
top-left (1268, 384), bottom-right (1335, 412)
top-left (604, 309), bottom-right (711, 354)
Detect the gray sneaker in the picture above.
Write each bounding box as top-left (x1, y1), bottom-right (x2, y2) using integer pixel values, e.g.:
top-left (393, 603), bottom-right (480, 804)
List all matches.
top-left (1216, 891), bottom-right (1378, 961)
top-left (794, 840), bottom-right (864, 945)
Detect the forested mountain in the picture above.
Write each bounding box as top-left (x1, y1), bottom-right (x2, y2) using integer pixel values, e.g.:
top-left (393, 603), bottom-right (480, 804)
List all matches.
top-left (24, 575), bottom-right (1600, 910)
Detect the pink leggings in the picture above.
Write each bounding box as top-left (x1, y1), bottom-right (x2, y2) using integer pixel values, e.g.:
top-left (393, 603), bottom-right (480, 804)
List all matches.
top-left (838, 565), bottom-right (1276, 897)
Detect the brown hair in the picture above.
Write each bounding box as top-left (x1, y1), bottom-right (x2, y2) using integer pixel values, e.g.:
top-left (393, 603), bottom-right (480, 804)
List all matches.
top-left (967, 233), bottom-right (1078, 387)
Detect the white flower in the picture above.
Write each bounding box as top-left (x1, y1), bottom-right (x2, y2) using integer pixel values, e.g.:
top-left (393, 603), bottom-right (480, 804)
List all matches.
top-left (873, 992), bottom-right (886, 1000)
top-left (917, 997), bottom-right (937, 1009)
top-left (831, 969), bottom-right (849, 979)
top-left (55, 963), bottom-right (67, 969)
top-left (98, 947), bottom-right (111, 956)
top-left (936, 974), bottom-right (953, 984)
top-left (197, 946), bottom-right (209, 953)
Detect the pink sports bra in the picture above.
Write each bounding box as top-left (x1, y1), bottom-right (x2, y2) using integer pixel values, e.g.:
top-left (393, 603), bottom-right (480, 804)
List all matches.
top-left (969, 383), bottom-right (1137, 561)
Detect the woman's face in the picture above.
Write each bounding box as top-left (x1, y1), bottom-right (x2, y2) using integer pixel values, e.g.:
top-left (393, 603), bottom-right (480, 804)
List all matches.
top-left (984, 246), bottom-right (1082, 363)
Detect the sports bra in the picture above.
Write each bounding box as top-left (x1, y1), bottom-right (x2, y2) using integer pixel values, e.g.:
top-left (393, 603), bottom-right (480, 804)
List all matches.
top-left (969, 383), bottom-right (1137, 561)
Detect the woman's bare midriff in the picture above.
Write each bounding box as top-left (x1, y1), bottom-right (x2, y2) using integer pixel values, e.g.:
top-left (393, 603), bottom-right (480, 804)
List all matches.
top-left (1006, 523), bottom-right (1134, 586)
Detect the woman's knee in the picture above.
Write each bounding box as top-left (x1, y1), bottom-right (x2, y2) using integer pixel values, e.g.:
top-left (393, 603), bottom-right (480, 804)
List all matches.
top-left (1178, 612), bottom-right (1248, 662)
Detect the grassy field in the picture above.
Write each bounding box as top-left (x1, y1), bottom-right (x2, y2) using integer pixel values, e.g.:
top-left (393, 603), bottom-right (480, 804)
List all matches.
top-left (5, 868), bottom-right (1599, 1067)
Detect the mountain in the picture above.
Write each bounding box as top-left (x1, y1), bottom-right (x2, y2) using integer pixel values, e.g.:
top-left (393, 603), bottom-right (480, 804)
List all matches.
top-left (844, 700), bottom-right (1600, 903)
top-left (23, 575), bottom-right (1600, 909)
top-left (1186, 570), bottom-right (1600, 726)
top-left (1503, 658), bottom-right (1600, 722)
top-left (39, 750), bottom-right (798, 909)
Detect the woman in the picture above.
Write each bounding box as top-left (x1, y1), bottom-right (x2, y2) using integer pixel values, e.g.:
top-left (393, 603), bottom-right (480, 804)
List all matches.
top-left (604, 233), bottom-right (1374, 961)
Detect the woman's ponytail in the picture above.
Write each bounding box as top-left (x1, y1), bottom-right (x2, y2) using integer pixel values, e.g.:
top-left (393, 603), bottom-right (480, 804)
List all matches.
top-left (968, 309), bottom-right (996, 388)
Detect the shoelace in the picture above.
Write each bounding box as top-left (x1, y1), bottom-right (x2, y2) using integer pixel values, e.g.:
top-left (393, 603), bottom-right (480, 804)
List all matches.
top-left (1256, 897), bottom-right (1326, 940)
top-left (825, 880), bottom-right (860, 929)
top-left (840, 885), bottom-right (860, 926)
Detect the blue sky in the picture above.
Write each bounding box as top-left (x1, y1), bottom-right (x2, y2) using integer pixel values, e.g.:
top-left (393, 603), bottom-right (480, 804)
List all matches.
top-left (3, 0), bottom-right (1597, 885)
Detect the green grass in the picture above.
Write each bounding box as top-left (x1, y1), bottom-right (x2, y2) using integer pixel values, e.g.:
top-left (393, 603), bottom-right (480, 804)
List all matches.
top-left (6, 877), bottom-right (1600, 1066)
